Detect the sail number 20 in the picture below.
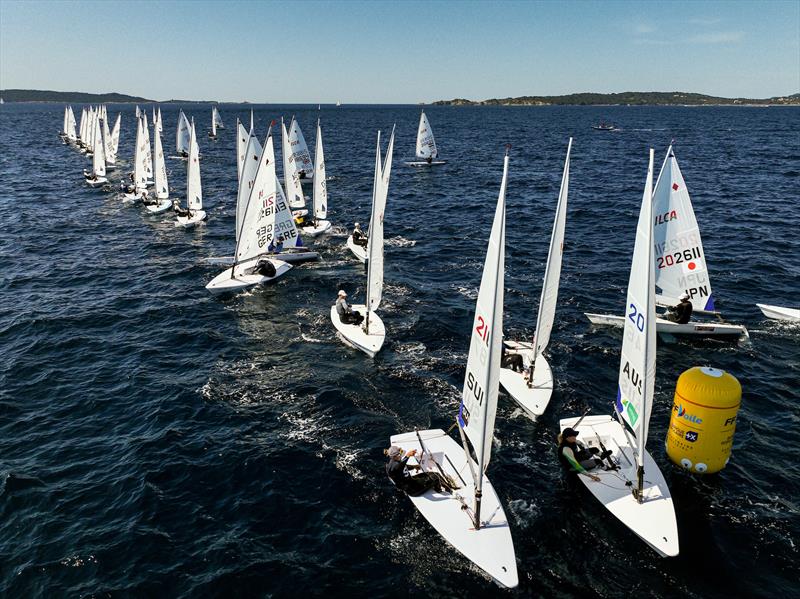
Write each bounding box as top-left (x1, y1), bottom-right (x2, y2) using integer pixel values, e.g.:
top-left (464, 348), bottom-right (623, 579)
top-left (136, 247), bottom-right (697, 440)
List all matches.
top-left (628, 303), bottom-right (645, 332)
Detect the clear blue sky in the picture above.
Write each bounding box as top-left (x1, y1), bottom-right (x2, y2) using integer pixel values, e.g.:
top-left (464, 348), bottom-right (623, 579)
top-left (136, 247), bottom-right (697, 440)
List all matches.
top-left (1, 0), bottom-right (798, 102)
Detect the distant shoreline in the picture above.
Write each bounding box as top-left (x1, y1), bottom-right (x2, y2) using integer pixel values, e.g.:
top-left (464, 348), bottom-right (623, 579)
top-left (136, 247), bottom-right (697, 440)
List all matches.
top-left (433, 91), bottom-right (800, 107)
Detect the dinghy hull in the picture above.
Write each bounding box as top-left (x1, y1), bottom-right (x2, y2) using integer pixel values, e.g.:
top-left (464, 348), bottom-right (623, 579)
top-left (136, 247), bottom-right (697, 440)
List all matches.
top-left (405, 160), bottom-right (447, 167)
top-left (584, 312), bottom-right (748, 338)
top-left (558, 415), bottom-right (679, 557)
top-left (299, 220), bottom-right (332, 238)
top-left (175, 210), bottom-right (208, 228)
top-left (756, 303), bottom-right (800, 322)
top-left (346, 235), bottom-right (368, 263)
top-left (330, 304), bottom-right (384, 357)
top-left (144, 199), bottom-right (173, 214)
top-left (206, 258), bottom-right (291, 294)
top-left (389, 429), bottom-right (518, 588)
top-left (499, 347), bottom-right (553, 420)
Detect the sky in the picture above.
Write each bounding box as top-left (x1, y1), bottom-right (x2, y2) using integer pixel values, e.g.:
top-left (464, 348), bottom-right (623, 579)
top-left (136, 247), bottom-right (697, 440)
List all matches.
top-left (0, 0), bottom-right (798, 103)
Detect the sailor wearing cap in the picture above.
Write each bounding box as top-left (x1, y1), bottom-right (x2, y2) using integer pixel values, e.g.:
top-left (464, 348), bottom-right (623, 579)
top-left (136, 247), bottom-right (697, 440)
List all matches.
top-left (665, 292), bottom-right (694, 324)
top-left (335, 289), bottom-right (364, 325)
top-left (557, 427), bottom-right (611, 482)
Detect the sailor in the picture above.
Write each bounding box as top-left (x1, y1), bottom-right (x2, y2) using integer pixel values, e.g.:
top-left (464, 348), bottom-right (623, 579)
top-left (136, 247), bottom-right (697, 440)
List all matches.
top-left (352, 223), bottom-right (368, 248)
top-left (385, 446), bottom-right (457, 496)
top-left (172, 200), bottom-right (191, 218)
top-left (335, 290), bottom-right (364, 325)
top-left (557, 427), bottom-right (611, 481)
top-left (426, 155), bottom-right (433, 164)
top-left (665, 292), bottom-right (693, 324)
top-left (501, 342), bottom-right (524, 373)
top-left (254, 259), bottom-right (277, 278)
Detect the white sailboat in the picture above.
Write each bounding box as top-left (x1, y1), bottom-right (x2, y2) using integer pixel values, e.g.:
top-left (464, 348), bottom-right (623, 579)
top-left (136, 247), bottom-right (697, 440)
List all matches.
top-left (390, 150), bottom-right (517, 588)
top-left (299, 119), bottom-right (332, 237)
top-left (560, 149), bottom-right (679, 558)
top-left (141, 112), bottom-right (154, 183)
top-left (500, 139), bottom-right (571, 420)
top-left (213, 106), bottom-right (225, 129)
top-left (756, 304), bottom-right (800, 322)
top-left (157, 107), bottom-right (163, 133)
top-left (175, 110), bottom-right (191, 158)
top-left (330, 127), bottom-right (395, 357)
top-left (123, 116), bottom-right (150, 202)
top-left (175, 119), bottom-right (207, 227)
top-left (84, 115), bottom-right (107, 187)
top-left (78, 107), bottom-right (87, 149)
top-left (143, 123), bottom-right (172, 214)
top-left (60, 105), bottom-right (70, 142)
top-left (585, 146), bottom-right (748, 339)
top-left (406, 110), bottom-right (446, 166)
top-left (66, 106), bottom-right (77, 143)
top-left (206, 127), bottom-right (292, 293)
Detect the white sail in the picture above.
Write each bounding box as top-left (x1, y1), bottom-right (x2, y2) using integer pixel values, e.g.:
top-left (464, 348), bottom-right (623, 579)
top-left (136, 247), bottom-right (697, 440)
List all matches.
top-left (281, 118), bottom-right (305, 209)
top-left (135, 105), bottom-right (140, 118)
top-left (288, 117), bottom-right (314, 176)
top-left (274, 177), bottom-right (303, 248)
top-left (66, 107), bottom-right (77, 140)
top-left (187, 120), bottom-right (202, 210)
top-left (236, 133), bottom-right (263, 241)
top-left (79, 107), bottom-right (87, 141)
top-left (141, 113), bottom-right (153, 180)
top-left (102, 114), bottom-right (113, 161)
top-left (152, 106), bottom-right (156, 126)
top-left (533, 139), bottom-right (572, 360)
top-left (313, 119), bottom-right (327, 220)
top-left (652, 146), bottom-right (715, 312)
top-left (62, 106), bottom-right (69, 135)
top-left (249, 109), bottom-right (254, 132)
top-left (91, 117), bottom-right (106, 177)
top-left (211, 110), bottom-right (217, 136)
top-left (213, 106), bottom-right (224, 128)
top-left (134, 116), bottom-right (147, 191)
top-left (153, 124), bottom-right (169, 199)
top-left (234, 131), bottom-right (278, 266)
top-left (458, 152), bottom-right (508, 474)
top-left (415, 110), bottom-right (438, 159)
top-left (366, 128), bottom-right (395, 316)
top-left (108, 114), bottom-right (121, 164)
top-left (236, 119), bottom-right (249, 180)
top-left (616, 149), bottom-right (656, 469)
top-left (157, 107), bottom-right (163, 133)
top-left (176, 110), bottom-right (191, 155)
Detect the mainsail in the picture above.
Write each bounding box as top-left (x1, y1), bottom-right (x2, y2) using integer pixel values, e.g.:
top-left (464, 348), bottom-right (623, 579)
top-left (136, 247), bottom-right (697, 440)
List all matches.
top-left (415, 111), bottom-right (438, 159)
top-left (142, 113), bottom-right (153, 180)
top-left (532, 139), bottom-right (571, 361)
top-left (458, 152), bottom-right (507, 475)
top-left (176, 110), bottom-right (191, 155)
top-left (288, 118), bottom-right (314, 176)
top-left (187, 120), bottom-right (202, 210)
top-left (236, 133), bottom-right (262, 241)
top-left (91, 116), bottom-right (106, 177)
top-left (616, 149), bottom-right (656, 477)
top-left (281, 118), bottom-right (305, 209)
top-left (652, 146), bottom-right (715, 312)
top-left (133, 116), bottom-right (147, 191)
top-left (236, 118), bottom-right (249, 180)
top-left (313, 119), bottom-right (327, 221)
top-left (366, 128), bottom-right (395, 321)
top-left (153, 124), bottom-right (169, 199)
top-left (213, 106), bottom-right (224, 128)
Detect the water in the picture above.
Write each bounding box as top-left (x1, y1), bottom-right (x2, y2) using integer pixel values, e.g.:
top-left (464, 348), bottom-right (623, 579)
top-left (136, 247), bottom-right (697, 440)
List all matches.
top-left (0, 103), bottom-right (798, 597)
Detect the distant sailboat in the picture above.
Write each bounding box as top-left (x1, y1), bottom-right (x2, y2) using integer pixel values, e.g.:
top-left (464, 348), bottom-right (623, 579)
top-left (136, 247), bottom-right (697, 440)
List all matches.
top-left (281, 117), bottom-right (307, 214)
top-left (143, 123), bottom-right (172, 214)
top-left (213, 106), bottom-right (225, 129)
top-left (299, 119), bottom-right (332, 237)
top-left (106, 113), bottom-right (121, 169)
top-left (406, 110), bottom-right (446, 166)
top-left (175, 119), bottom-right (207, 227)
top-left (123, 116), bottom-right (152, 202)
top-left (175, 110), bottom-right (191, 158)
top-left (561, 148), bottom-right (680, 558)
top-left (209, 108), bottom-right (218, 140)
top-left (288, 117), bottom-right (314, 181)
top-left (330, 127), bottom-right (395, 357)
top-left (389, 149), bottom-right (518, 588)
top-left (84, 115), bottom-right (107, 187)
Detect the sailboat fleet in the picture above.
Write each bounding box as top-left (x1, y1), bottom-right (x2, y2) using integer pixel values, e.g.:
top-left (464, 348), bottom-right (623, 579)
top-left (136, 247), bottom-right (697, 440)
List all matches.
top-left (58, 102), bottom-right (789, 587)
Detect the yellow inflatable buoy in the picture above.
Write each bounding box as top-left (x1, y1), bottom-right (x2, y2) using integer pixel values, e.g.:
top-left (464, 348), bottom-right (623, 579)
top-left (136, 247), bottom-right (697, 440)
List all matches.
top-left (665, 367), bottom-right (741, 474)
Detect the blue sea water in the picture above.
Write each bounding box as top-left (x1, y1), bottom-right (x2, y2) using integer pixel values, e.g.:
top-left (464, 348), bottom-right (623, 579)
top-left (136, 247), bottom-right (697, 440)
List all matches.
top-left (0, 102), bottom-right (798, 597)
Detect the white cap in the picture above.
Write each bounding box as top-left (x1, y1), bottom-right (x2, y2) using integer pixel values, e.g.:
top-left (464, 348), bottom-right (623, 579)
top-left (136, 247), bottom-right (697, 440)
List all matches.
top-left (338, 290), bottom-right (347, 297)
top-left (679, 292), bottom-right (690, 300)
top-left (354, 222), bottom-right (360, 227)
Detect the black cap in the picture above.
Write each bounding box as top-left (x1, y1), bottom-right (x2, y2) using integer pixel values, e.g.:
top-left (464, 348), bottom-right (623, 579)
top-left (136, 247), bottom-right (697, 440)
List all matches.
top-left (562, 427), bottom-right (580, 438)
